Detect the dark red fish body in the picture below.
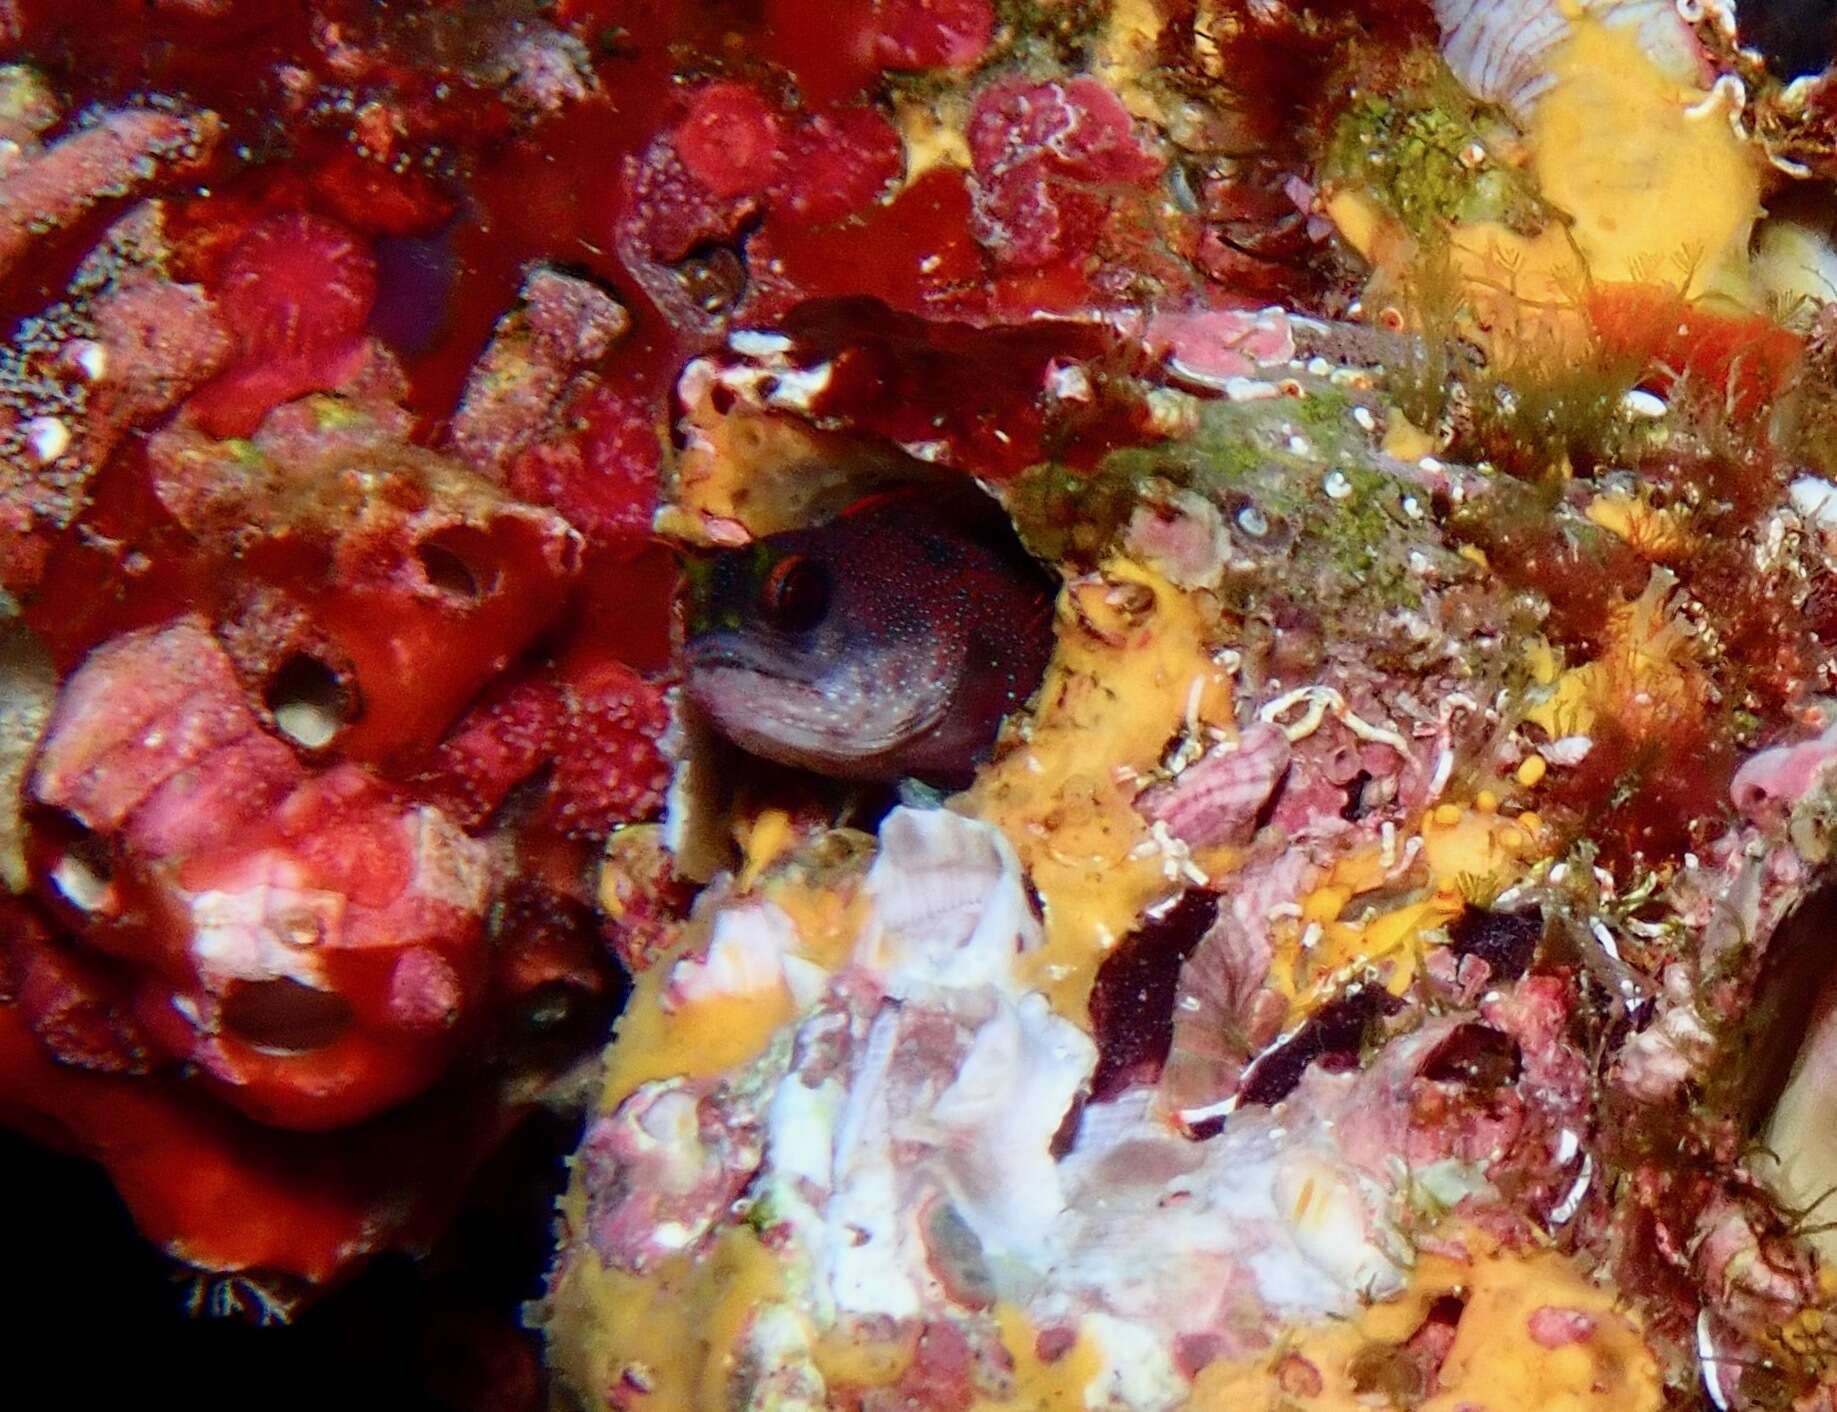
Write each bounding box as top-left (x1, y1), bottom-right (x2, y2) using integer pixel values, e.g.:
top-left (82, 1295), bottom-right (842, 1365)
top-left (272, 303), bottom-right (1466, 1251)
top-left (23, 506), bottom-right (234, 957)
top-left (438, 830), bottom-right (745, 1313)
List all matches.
top-left (684, 487), bottom-right (1056, 780)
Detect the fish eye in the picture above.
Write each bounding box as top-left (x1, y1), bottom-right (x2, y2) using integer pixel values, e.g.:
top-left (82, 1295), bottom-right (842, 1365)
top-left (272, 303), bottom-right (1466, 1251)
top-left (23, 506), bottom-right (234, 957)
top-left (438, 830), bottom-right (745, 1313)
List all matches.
top-left (761, 554), bottom-right (829, 631)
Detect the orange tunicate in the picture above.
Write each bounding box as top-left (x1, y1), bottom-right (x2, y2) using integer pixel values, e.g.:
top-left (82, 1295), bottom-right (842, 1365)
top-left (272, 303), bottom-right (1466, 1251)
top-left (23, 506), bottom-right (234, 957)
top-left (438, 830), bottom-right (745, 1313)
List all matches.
top-left (1587, 282), bottom-right (1804, 421)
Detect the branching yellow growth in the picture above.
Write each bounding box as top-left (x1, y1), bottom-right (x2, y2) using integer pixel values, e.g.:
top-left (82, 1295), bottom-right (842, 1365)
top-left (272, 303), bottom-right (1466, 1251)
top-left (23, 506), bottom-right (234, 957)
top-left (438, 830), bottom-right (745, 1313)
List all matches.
top-left (1585, 491), bottom-right (1693, 562)
top-left (1523, 569), bottom-right (1704, 740)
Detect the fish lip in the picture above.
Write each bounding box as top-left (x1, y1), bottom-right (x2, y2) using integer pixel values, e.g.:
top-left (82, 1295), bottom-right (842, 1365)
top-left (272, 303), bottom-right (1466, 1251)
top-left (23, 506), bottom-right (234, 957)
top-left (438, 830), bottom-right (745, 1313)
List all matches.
top-left (684, 630), bottom-right (951, 778)
top-left (682, 629), bottom-right (821, 689)
top-left (681, 652), bottom-right (875, 775)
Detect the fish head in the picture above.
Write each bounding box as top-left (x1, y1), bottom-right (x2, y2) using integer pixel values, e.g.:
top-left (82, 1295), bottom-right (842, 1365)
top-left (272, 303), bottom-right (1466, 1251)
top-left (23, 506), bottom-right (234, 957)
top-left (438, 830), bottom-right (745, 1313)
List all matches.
top-left (683, 522), bottom-right (959, 778)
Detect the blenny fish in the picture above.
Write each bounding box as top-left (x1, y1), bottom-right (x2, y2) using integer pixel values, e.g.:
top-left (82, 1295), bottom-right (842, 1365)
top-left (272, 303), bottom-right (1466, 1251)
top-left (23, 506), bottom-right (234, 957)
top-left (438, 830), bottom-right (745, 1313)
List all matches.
top-left (683, 487), bottom-right (1056, 781)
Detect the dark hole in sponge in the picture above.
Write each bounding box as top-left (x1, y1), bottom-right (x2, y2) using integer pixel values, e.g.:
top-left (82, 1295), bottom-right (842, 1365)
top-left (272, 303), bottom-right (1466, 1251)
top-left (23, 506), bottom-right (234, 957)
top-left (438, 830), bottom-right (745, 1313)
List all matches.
top-left (1349, 1294), bottom-right (1468, 1403)
top-left (1420, 1021), bottom-right (1521, 1091)
top-left (1238, 984), bottom-right (1399, 1108)
top-left (220, 976), bottom-right (355, 1054)
top-left (1721, 883), bottom-right (1837, 1127)
top-left (264, 653), bottom-right (355, 748)
top-left (30, 807), bottom-right (116, 912)
top-left (1738, 0), bottom-right (1837, 80)
top-left (416, 526), bottom-right (502, 600)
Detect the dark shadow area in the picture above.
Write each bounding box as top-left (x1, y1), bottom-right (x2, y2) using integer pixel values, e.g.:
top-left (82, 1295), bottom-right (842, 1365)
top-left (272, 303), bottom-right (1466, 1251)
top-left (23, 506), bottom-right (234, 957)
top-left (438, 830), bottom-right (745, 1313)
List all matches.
top-left (1741, 0), bottom-right (1837, 81)
top-left (6, 1106), bottom-right (580, 1412)
top-left (1711, 883), bottom-right (1837, 1127)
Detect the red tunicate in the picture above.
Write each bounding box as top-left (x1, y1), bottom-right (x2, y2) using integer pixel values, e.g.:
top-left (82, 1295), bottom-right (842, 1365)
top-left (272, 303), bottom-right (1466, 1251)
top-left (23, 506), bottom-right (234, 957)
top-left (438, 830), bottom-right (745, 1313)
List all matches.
top-left (969, 156), bottom-right (1105, 272)
top-left (214, 211), bottom-right (379, 359)
top-left (769, 296), bottom-right (1119, 477)
top-left (30, 622), bottom-right (495, 1132)
top-left (673, 81), bottom-right (782, 200)
top-left (620, 137), bottom-right (759, 264)
top-left (131, 730), bottom-right (306, 857)
top-left (0, 994), bottom-right (521, 1288)
top-left (964, 78), bottom-right (1162, 273)
top-left (772, 105), bottom-right (904, 224)
top-left (968, 76), bottom-right (1163, 185)
top-left (751, 166), bottom-right (987, 319)
top-left (573, 542), bottom-right (680, 677)
top-left (9, 911), bottom-right (154, 1076)
top-left (275, 768), bottom-right (417, 910)
top-left (310, 147), bottom-right (456, 238)
top-left (868, 0), bottom-right (995, 70)
top-left (575, 384), bottom-right (665, 539)
top-left (409, 676), bottom-right (567, 831)
top-left (185, 338), bottom-right (370, 440)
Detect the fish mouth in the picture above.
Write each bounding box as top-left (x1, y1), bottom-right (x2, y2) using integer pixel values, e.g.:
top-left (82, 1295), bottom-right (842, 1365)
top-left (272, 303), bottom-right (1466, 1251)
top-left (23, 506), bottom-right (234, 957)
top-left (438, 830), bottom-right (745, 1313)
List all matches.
top-left (683, 630), bottom-right (823, 692)
top-left (684, 631), bottom-right (947, 778)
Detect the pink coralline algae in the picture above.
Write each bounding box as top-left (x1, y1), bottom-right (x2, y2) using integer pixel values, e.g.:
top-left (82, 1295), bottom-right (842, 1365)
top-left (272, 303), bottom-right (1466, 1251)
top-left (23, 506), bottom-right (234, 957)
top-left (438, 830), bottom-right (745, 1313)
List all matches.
top-left (450, 265), bottom-right (632, 480)
top-left (673, 83), bottom-right (784, 200)
top-left (0, 105), bottom-right (221, 281)
top-left (772, 106), bottom-right (904, 225)
top-left (1730, 720), bottom-right (1837, 823)
top-left (968, 77), bottom-right (1164, 271)
top-left (31, 618), bottom-right (492, 1131)
top-left (1141, 306), bottom-right (1298, 387)
top-left (579, 1077), bottom-right (765, 1273)
top-left (0, 205), bottom-right (233, 595)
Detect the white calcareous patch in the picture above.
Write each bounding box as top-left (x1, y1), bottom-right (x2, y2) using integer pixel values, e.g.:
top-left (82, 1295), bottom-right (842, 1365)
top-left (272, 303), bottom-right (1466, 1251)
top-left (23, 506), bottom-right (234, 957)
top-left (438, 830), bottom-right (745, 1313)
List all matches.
top-left (1790, 475), bottom-right (1837, 531)
top-left (667, 900), bottom-right (826, 1010)
top-left (24, 414), bottom-right (71, 463)
top-left (635, 809), bottom-right (1434, 1404)
top-left (183, 854), bottom-right (340, 987)
top-left (1620, 388), bottom-right (1668, 419)
top-left (857, 807), bottom-right (1041, 992)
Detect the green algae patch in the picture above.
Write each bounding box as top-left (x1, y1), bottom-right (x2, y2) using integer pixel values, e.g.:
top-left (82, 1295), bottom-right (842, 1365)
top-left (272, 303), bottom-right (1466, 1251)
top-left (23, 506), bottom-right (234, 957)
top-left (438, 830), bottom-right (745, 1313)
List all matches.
top-left (1323, 52), bottom-right (1549, 241)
